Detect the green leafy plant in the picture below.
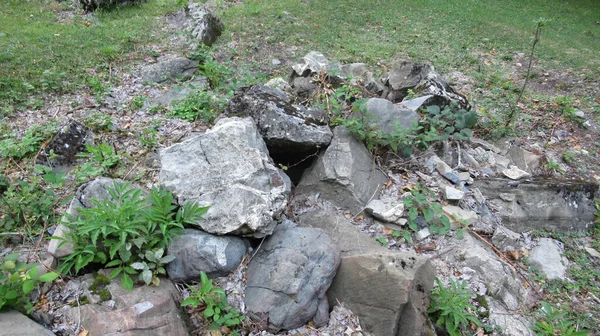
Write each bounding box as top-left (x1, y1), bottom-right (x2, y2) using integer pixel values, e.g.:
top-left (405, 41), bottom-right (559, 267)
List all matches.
top-left (0, 253), bottom-right (59, 313)
top-left (0, 123), bottom-right (58, 160)
top-left (167, 90), bottom-right (226, 122)
top-left (82, 112), bottom-right (115, 132)
top-left (73, 143), bottom-right (121, 182)
top-left (55, 182), bottom-right (207, 290)
top-left (181, 271), bottom-right (245, 330)
top-left (0, 168), bottom-right (67, 232)
top-left (428, 277), bottom-right (481, 336)
top-left (532, 301), bottom-right (590, 336)
top-left (130, 248), bottom-right (175, 286)
top-left (422, 103), bottom-right (478, 141)
top-left (403, 184), bottom-right (453, 236)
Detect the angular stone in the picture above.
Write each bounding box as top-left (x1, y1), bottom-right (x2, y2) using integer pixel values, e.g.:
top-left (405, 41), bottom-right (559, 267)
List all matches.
top-left (166, 229), bottom-right (248, 282)
top-left (442, 205), bottom-right (478, 226)
top-left (364, 98), bottom-right (420, 134)
top-left (245, 220), bottom-right (340, 332)
top-left (141, 57), bottom-right (198, 84)
top-left (0, 310), bottom-right (55, 336)
top-left (187, 4), bottom-right (224, 46)
top-left (529, 238), bottom-right (568, 280)
top-left (298, 210), bottom-right (434, 336)
top-left (416, 227), bottom-right (430, 240)
top-left (365, 199), bottom-right (405, 224)
top-left (292, 51), bottom-right (334, 77)
top-left (508, 147), bottom-right (541, 172)
top-left (225, 85), bottom-right (332, 153)
top-left (159, 117), bottom-right (291, 238)
top-left (444, 185), bottom-right (465, 200)
top-left (502, 165), bottom-right (531, 180)
top-left (295, 126), bottom-right (387, 213)
top-left (68, 275), bottom-right (188, 336)
top-left (492, 226), bottom-right (522, 252)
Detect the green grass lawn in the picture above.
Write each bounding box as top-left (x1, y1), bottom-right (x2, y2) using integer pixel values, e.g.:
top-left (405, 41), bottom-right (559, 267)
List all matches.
top-left (220, 0), bottom-right (600, 74)
top-left (0, 0), bottom-right (185, 104)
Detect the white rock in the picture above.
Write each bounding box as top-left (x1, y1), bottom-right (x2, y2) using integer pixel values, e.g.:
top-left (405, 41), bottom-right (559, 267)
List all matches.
top-left (365, 199), bottom-right (405, 224)
top-left (444, 185), bottom-right (465, 200)
top-left (502, 165), bottom-right (531, 180)
top-left (529, 238), bottom-right (568, 279)
top-left (574, 109), bottom-right (585, 118)
top-left (416, 227), bottom-right (430, 240)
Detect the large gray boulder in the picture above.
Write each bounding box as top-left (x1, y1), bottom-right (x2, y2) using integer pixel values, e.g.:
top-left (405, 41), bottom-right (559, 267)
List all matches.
top-left (297, 210), bottom-right (434, 336)
top-left (166, 228), bottom-right (248, 282)
top-left (68, 274), bottom-right (188, 336)
top-left (364, 97), bottom-right (420, 134)
top-left (473, 178), bottom-right (597, 232)
top-left (225, 84), bottom-right (333, 153)
top-left (159, 117), bottom-right (291, 238)
top-left (0, 310), bottom-right (55, 336)
top-left (244, 220), bottom-right (340, 333)
top-left (295, 126), bottom-right (387, 213)
top-left (141, 57), bottom-right (198, 84)
top-left (186, 4), bottom-right (224, 46)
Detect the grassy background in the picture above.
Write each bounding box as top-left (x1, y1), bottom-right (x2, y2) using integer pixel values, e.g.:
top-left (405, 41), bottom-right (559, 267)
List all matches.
top-left (0, 0), bottom-right (184, 102)
top-left (220, 0), bottom-right (600, 73)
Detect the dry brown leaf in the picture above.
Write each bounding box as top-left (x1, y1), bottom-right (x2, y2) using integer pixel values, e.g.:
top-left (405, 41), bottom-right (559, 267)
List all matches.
top-left (382, 226), bottom-right (393, 235)
top-left (354, 214), bottom-right (364, 221)
top-left (78, 329), bottom-right (88, 336)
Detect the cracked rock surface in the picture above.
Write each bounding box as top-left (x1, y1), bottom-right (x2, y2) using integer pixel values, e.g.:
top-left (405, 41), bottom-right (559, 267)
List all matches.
top-left (159, 117), bottom-right (291, 238)
top-left (244, 220), bottom-right (341, 333)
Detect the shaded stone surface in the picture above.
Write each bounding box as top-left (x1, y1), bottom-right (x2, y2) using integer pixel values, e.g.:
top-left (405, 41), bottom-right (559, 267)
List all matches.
top-left (244, 220), bottom-right (340, 333)
top-left (295, 126), bottom-right (387, 213)
top-left (141, 57), bottom-right (198, 84)
top-left (166, 228), bottom-right (248, 282)
top-left (0, 310), bottom-right (55, 336)
top-left (159, 117), bottom-right (290, 238)
top-left (43, 121), bottom-right (91, 167)
top-left (474, 178), bottom-right (597, 232)
top-left (297, 210), bottom-right (434, 336)
top-left (68, 275), bottom-right (188, 336)
top-left (363, 98), bottom-right (420, 134)
top-left (225, 85), bottom-right (332, 153)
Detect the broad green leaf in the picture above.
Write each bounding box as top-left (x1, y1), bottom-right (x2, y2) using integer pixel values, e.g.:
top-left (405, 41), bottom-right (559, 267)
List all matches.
top-left (38, 272), bottom-right (59, 283)
top-left (181, 297), bottom-right (199, 307)
top-left (105, 259), bottom-right (122, 268)
top-left (121, 273), bottom-right (134, 291)
top-left (23, 280), bottom-right (35, 294)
